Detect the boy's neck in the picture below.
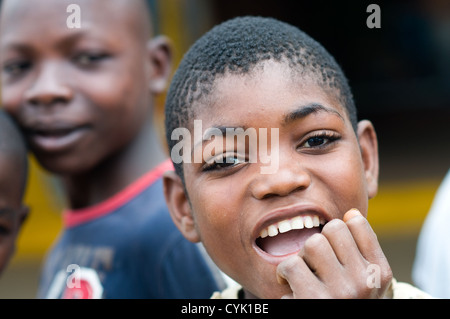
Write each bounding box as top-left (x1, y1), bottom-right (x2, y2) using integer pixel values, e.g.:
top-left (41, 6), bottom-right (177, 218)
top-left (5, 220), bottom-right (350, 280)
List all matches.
top-left (63, 120), bottom-right (167, 210)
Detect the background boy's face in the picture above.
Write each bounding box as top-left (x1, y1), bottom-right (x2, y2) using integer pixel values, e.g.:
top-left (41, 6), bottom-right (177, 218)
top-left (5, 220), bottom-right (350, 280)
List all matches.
top-left (0, 0), bottom-right (159, 174)
top-left (177, 61), bottom-right (378, 298)
top-left (0, 153), bottom-right (27, 275)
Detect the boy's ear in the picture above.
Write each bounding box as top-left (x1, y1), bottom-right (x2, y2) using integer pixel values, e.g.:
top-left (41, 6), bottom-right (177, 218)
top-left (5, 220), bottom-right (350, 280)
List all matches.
top-left (163, 171), bottom-right (201, 243)
top-left (146, 35), bottom-right (173, 94)
top-left (357, 120), bottom-right (379, 199)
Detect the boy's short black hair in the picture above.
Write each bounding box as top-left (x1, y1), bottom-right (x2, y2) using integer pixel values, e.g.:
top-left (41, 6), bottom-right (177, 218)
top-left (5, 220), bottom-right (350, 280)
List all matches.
top-left (165, 16), bottom-right (357, 180)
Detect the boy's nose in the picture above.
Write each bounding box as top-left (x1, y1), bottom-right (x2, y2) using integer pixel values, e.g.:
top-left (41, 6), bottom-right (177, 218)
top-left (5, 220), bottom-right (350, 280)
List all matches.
top-left (250, 159), bottom-right (312, 200)
top-left (24, 61), bottom-right (73, 106)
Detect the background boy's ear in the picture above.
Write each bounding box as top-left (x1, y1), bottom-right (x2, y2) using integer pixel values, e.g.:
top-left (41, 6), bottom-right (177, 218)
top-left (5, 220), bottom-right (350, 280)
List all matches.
top-left (146, 35), bottom-right (173, 94)
top-left (357, 120), bottom-right (379, 199)
top-left (162, 171), bottom-right (201, 243)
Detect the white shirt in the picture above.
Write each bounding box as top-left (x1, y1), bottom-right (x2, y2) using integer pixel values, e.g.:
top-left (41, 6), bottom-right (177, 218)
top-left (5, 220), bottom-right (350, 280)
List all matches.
top-left (413, 169), bottom-right (450, 298)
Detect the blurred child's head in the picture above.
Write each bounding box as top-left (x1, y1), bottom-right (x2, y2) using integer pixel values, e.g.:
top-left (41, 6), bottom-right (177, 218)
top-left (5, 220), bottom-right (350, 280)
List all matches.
top-left (0, 0), bottom-right (172, 175)
top-left (0, 110), bottom-right (28, 275)
top-left (163, 17), bottom-right (379, 298)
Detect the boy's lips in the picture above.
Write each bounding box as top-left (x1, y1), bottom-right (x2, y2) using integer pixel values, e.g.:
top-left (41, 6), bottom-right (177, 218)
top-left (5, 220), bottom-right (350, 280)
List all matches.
top-left (26, 123), bottom-right (90, 153)
top-left (252, 204), bottom-right (329, 263)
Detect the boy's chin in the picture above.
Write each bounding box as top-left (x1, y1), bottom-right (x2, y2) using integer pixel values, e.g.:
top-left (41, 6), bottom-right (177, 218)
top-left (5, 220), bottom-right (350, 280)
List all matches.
top-left (34, 152), bottom-right (99, 175)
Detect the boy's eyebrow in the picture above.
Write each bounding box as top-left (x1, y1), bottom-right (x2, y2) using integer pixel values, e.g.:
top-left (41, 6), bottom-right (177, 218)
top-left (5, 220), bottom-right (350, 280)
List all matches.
top-left (191, 125), bottom-right (250, 155)
top-left (205, 126), bottom-right (251, 136)
top-left (0, 42), bottom-right (33, 54)
top-left (282, 103), bottom-right (344, 126)
top-left (1, 28), bottom-right (108, 53)
top-left (53, 30), bottom-right (103, 50)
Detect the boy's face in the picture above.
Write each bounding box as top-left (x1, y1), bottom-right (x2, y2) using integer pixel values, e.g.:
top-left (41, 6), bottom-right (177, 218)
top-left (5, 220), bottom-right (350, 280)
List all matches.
top-left (0, 153), bottom-right (27, 275)
top-left (165, 61), bottom-right (379, 298)
top-left (0, 0), bottom-right (170, 174)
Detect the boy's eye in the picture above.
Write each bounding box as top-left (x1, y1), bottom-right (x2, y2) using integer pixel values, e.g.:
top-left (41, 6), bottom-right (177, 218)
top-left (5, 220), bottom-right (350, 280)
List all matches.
top-left (304, 136), bottom-right (327, 147)
top-left (203, 155), bottom-right (246, 172)
top-left (2, 60), bottom-right (32, 77)
top-left (73, 52), bottom-right (110, 67)
top-left (301, 132), bottom-right (341, 149)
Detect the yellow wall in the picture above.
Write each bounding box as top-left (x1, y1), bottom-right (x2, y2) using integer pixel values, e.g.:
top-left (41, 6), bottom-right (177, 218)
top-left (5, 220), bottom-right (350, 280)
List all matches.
top-left (369, 180), bottom-right (439, 238)
top-left (14, 157), bottom-right (63, 261)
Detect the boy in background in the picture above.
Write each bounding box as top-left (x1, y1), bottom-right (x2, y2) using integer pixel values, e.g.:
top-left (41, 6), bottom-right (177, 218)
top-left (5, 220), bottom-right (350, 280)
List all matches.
top-left (163, 16), bottom-right (430, 299)
top-left (0, 110), bottom-right (29, 276)
top-left (0, 0), bottom-right (222, 298)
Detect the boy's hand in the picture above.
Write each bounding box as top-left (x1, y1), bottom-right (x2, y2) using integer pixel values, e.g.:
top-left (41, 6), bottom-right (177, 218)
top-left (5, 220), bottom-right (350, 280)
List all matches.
top-left (276, 209), bottom-right (393, 299)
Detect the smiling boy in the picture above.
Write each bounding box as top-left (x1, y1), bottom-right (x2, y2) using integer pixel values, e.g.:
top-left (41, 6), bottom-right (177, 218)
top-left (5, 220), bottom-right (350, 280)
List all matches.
top-left (163, 17), bottom-right (430, 299)
top-left (0, 0), bottom-right (223, 298)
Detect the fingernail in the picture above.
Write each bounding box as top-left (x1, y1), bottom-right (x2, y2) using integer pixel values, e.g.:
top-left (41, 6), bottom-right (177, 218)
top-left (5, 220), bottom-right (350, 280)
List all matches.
top-left (343, 208), bottom-right (362, 222)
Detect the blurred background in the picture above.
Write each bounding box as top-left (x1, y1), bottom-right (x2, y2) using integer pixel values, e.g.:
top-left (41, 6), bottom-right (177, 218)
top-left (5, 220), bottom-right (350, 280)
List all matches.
top-left (0, 0), bottom-right (449, 297)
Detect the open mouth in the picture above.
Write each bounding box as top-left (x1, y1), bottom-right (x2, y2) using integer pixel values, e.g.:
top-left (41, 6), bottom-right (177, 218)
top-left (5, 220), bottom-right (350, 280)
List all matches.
top-left (255, 215), bottom-right (326, 257)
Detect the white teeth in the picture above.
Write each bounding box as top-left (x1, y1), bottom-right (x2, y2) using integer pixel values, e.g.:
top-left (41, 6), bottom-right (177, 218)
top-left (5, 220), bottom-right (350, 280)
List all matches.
top-left (312, 215), bottom-right (320, 227)
top-left (258, 215), bottom-right (325, 239)
top-left (291, 216), bottom-right (304, 229)
top-left (268, 225), bottom-right (278, 237)
top-left (278, 220), bottom-right (292, 233)
top-left (304, 216), bottom-right (313, 228)
top-left (260, 228), bottom-right (268, 239)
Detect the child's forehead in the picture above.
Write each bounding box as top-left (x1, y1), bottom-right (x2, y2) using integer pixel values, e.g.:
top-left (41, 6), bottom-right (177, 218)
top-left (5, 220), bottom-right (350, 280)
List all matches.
top-left (1, 0), bottom-right (150, 41)
top-left (195, 60), bottom-right (347, 127)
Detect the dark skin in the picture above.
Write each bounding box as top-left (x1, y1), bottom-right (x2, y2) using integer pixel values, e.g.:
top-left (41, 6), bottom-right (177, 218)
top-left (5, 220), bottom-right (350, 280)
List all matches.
top-left (0, 113), bottom-right (29, 275)
top-left (0, 152), bottom-right (28, 275)
top-left (164, 61), bottom-right (392, 298)
top-left (0, 0), bottom-right (172, 209)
